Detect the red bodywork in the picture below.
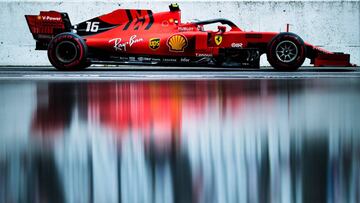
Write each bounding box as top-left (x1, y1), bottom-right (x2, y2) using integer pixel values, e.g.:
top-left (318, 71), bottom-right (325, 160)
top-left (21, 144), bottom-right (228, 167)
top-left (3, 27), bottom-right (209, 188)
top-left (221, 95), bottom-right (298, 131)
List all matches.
top-left (25, 5), bottom-right (355, 68)
top-left (84, 9), bottom-right (276, 57)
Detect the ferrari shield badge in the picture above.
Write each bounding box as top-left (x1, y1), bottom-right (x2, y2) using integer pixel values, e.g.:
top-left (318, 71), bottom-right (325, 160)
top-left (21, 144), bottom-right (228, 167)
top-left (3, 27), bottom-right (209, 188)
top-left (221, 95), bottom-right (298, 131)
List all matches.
top-left (149, 38), bottom-right (160, 50)
top-left (167, 34), bottom-right (188, 52)
top-left (215, 35), bottom-right (222, 45)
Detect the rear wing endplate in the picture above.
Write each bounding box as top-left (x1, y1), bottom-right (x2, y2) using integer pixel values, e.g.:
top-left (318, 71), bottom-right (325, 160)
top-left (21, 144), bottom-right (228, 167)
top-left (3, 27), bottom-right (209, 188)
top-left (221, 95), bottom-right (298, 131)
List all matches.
top-left (25, 11), bottom-right (71, 50)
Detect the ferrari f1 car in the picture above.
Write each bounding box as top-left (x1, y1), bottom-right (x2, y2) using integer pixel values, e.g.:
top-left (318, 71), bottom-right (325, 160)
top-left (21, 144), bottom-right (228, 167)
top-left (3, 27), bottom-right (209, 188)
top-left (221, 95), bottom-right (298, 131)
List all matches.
top-left (25, 3), bottom-right (354, 71)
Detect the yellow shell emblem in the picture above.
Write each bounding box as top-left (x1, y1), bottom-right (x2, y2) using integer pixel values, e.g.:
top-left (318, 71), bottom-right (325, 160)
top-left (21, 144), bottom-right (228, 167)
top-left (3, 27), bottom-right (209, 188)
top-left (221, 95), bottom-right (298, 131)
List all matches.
top-left (167, 34), bottom-right (188, 52)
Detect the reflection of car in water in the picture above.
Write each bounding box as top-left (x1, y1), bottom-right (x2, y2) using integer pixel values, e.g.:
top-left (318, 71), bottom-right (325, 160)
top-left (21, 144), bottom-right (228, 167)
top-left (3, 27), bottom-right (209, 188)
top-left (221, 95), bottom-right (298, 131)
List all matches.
top-left (25, 3), bottom-right (355, 71)
top-left (28, 80), bottom-right (273, 202)
top-left (31, 82), bottom-right (195, 203)
top-left (31, 83), bottom-right (76, 136)
top-left (28, 80), bottom-right (279, 202)
top-left (23, 81), bottom-right (360, 203)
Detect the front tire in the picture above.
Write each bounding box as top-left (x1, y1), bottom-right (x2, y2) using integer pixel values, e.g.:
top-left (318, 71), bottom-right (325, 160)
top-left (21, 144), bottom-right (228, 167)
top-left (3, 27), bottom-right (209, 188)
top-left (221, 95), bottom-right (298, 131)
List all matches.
top-left (266, 32), bottom-right (306, 71)
top-left (48, 32), bottom-right (90, 70)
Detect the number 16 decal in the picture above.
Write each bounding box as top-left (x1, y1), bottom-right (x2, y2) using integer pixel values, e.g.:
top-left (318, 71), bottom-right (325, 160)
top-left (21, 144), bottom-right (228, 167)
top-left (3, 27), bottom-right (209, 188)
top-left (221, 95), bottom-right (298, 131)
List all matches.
top-left (85, 22), bottom-right (99, 32)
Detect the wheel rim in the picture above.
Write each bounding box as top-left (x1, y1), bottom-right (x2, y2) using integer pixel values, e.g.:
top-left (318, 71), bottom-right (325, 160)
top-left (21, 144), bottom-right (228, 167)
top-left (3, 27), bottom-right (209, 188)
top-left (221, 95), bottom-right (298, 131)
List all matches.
top-left (55, 41), bottom-right (78, 64)
top-left (275, 40), bottom-right (298, 63)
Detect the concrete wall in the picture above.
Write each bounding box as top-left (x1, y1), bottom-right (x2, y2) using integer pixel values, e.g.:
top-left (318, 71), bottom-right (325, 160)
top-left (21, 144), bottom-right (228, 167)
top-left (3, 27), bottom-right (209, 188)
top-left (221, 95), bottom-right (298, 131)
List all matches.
top-left (0, 0), bottom-right (359, 66)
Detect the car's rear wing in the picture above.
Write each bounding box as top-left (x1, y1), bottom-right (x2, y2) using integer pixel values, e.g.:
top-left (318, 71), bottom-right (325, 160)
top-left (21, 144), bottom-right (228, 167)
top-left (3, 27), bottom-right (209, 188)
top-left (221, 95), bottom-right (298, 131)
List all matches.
top-left (25, 11), bottom-right (72, 50)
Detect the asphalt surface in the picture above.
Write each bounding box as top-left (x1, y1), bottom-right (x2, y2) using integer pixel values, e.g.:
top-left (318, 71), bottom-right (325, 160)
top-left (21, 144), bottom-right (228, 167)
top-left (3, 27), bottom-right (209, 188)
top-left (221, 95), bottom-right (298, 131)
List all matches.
top-left (0, 66), bottom-right (359, 80)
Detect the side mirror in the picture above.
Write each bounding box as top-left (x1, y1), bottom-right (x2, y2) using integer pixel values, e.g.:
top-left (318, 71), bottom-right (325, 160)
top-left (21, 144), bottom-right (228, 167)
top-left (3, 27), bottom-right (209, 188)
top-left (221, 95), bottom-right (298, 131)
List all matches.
top-left (218, 25), bottom-right (226, 33)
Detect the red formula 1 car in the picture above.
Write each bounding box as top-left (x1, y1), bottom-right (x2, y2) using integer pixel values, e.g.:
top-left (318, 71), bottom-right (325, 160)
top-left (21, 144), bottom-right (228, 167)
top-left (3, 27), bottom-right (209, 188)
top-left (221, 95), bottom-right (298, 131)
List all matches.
top-left (25, 3), bottom-right (354, 71)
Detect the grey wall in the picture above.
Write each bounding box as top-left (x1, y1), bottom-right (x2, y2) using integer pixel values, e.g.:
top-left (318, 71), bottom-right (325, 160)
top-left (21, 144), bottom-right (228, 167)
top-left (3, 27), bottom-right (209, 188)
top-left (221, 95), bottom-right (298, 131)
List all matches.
top-left (0, 0), bottom-right (359, 66)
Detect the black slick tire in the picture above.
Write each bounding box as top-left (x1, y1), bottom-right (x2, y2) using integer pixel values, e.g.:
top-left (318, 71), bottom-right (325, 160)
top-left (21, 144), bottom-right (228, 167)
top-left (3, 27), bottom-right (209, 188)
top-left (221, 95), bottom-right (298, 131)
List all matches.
top-left (266, 32), bottom-right (306, 71)
top-left (48, 32), bottom-right (90, 70)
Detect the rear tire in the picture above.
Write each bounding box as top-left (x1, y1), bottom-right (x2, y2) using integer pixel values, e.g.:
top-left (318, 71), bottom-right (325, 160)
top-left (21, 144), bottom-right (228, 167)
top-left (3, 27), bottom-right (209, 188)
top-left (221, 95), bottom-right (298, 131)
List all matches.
top-left (48, 32), bottom-right (90, 70)
top-left (266, 32), bottom-right (306, 71)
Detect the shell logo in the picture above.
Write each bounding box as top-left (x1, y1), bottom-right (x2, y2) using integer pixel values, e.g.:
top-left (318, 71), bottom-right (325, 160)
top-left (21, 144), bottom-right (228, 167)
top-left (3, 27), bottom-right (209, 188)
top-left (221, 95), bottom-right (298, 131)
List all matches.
top-left (167, 34), bottom-right (188, 52)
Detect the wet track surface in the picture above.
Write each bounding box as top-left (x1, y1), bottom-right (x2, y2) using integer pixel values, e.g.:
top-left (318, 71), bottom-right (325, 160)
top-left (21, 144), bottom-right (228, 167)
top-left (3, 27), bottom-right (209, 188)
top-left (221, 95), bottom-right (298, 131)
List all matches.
top-left (0, 66), bottom-right (360, 203)
top-left (0, 66), bottom-right (359, 80)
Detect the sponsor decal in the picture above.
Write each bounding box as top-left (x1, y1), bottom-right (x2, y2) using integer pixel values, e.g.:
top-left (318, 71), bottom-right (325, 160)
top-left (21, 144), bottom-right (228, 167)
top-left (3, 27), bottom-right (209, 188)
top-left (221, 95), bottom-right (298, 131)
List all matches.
top-left (41, 16), bottom-right (62, 21)
top-left (231, 43), bottom-right (243, 48)
top-left (109, 35), bottom-right (143, 52)
top-left (178, 27), bottom-right (195, 32)
top-left (196, 53), bottom-right (213, 57)
top-left (110, 56), bottom-right (129, 61)
top-left (149, 38), bottom-right (160, 50)
top-left (167, 34), bottom-right (188, 52)
top-left (163, 58), bottom-right (177, 62)
top-left (215, 35), bottom-right (223, 46)
top-left (141, 57), bottom-right (152, 61)
top-left (137, 57), bottom-right (152, 62)
top-left (180, 58), bottom-right (190, 62)
top-left (152, 58), bottom-right (161, 62)
top-left (118, 56), bottom-right (129, 60)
